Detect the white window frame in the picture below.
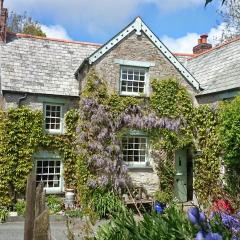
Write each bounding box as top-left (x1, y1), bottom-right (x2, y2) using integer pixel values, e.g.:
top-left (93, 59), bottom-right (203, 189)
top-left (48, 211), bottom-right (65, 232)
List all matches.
top-left (120, 66), bottom-right (149, 97)
top-left (35, 157), bottom-right (64, 194)
top-left (44, 103), bottom-right (63, 134)
top-left (122, 133), bottom-right (149, 168)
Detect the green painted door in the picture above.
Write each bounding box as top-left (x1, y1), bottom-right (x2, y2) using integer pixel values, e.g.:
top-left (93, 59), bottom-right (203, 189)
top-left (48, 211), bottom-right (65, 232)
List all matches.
top-left (174, 149), bottom-right (187, 202)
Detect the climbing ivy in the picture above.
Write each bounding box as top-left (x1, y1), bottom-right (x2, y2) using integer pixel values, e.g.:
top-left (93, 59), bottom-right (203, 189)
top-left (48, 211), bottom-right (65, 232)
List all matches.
top-left (192, 105), bottom-right (222, 206)
top-left (0, 71), bottom-right (230, 209)
top-left (0, 106), bottom-right (78, 207)
top-left (218, 97), bottom-right (240, 202)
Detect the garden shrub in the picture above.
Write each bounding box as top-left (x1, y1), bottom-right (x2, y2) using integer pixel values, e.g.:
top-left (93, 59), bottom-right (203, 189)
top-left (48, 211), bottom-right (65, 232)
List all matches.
top-left (91, 189), bottom-right (124, 218)
top-left (218, 96), bottom-right (240, 206)
top-left (14, 199), bottom-right (26, 216)
top-left (0, 207), bottom-right (8, 223)
top-left (95, 205), bottom-right (196, 240)
top-left (46, 195), bottom-right (63, 214)
top-left (65, 209), bottom-right (83, 218)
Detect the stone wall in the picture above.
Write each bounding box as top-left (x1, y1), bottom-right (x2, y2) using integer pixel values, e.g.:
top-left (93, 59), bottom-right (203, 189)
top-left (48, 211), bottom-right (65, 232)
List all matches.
top-left (81, 32), bottom-right (198, 105)
top-left (3, 92), bottom-right (78, 110)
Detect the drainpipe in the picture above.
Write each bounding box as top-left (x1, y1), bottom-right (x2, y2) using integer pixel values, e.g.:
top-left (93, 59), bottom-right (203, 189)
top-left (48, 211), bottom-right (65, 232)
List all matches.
top-left (18, 93), bottom-right (28, 107)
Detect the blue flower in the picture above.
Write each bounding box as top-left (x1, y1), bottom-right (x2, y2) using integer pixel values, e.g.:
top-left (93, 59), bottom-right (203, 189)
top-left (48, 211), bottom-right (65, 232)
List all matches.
top-left (205, 233), bottom-right (223, 240)
top-left (200, 211), bottom-right (206, 222)
top-left (195, 230), bottom-right (206, 240)
top-left (188, 207), bottom-right (200, 225)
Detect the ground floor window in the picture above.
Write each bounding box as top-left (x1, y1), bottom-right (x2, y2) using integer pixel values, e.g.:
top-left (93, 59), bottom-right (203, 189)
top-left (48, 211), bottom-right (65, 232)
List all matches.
top-left (36, 158), bottom-right (63, 194)
top-left (122, 135), bottom-right (148, 166)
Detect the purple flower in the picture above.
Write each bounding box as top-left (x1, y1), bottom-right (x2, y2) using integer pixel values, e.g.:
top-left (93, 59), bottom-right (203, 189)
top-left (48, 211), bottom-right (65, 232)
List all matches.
top-left (200, 211), bottom-right (206, 222)
top-left (220, 213), bottom-right (240, 234)
top-left (97, 175), bottom-right (109, 187)
top-left (195, 230), bottom-right (206, 240)
top-left (188, 207), bottom-right (201, 225)
top-left (87, 179), bottom-right (97, 189)
top-left (205, 233), bottom-right (223, 240)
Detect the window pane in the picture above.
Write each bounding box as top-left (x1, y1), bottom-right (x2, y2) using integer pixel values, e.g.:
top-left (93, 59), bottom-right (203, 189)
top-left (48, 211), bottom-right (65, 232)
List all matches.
top-left (122, 136), bottom-right (147, 164)
top-left (120, 67), bottom-right (147, 94)
top-left (36, 159), bottom-right (62, 189)
top-left (45, 104), bottom-right (62, 131)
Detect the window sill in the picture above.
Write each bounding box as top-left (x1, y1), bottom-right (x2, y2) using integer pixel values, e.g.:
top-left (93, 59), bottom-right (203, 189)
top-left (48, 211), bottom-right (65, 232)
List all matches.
top-left (45, 130), bottom-right (64, 135)
top-left (120, 92), bottom-right (149, 98)
top-left (126, 163), bottom-right (153, 171)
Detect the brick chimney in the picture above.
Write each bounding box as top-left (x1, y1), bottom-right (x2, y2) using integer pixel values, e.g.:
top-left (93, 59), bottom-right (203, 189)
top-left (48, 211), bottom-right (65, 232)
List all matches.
top-left (193, 34), bottom-right (212, 54)
top-left (0, 0), bottom-right (8, 43)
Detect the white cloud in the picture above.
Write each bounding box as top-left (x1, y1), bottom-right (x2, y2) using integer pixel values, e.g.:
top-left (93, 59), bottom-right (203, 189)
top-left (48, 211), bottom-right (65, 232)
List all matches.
top-left (161, 33), bottom-right (200, 53)
top-left (40, 25), bottom-right (72, 40)
top-left (161, 23), bottom-right (228, 53)
top-left (5, 0), bottom-right (206, 36)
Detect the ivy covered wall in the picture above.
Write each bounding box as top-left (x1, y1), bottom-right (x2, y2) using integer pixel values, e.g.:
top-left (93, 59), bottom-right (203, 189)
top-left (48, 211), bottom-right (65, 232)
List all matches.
top-left (1, 71), bottom-right (238, 209)
top-left (0, 107), bottom-right (78, 207)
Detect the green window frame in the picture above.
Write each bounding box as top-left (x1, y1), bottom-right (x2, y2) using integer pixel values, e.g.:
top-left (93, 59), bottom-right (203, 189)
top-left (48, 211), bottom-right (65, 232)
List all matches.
top-left (34, 151), bottom-right (64, 194)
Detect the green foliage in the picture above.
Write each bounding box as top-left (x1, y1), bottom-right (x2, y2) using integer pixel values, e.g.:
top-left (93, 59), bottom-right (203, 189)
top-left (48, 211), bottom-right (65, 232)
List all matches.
top-left (7, 11), bottom-right (46, 37)
top-left (91, 189), bottom-right (124, 218)
top-left (104, 93), bottom-right (141, 118)
top-left (150, 78), bottom-right (193, 200)
top-left (192, 105), bottom-right (222, 206)
top-left (0, 207), bottom-right (8, 223)
top-left (65, 209), bottom-right (83, 218)
top-left (218, 97), bottom-right (240, 201)
top-left (0, 106), bottom-right (78, 207)
top-left (14, 199), bottom-right (26, 216)
top-left (95, 205), bottom-right (196, 240)
top-left (22, 24), bottom-right (46, 37)
top-left (150, 78), bottom-right (193, 118)
top-left (46, 195), bottom-right (63, 214)
top-left (218, 97), bottom-right (240, 167)
top-left (0, 107), bottom-right (43, 206)
top-left (154, 190), bottom-right (173, 203)
top-left (76, 153), bottom-right (92, 206)
top-left (81, 70), bottom-right (108, 103)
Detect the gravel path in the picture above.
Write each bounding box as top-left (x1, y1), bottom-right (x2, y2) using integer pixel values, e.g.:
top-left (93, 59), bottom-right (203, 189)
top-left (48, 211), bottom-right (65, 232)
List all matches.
top-left (0, 219), bottom-right (106, 240)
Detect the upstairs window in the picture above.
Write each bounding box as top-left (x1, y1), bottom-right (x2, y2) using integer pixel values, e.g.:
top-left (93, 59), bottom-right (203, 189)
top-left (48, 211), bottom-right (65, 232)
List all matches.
top-left (122, 135), bottom-right (148, 167)
top-left (120, 67), bottom-right (148, 96)
top-left (44, 104), bottom-right (63, 134)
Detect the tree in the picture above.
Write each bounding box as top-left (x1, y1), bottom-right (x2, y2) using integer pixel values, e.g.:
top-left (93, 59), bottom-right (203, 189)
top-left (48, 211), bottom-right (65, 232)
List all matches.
top-left (205, 0), bottom-right (240, 42)
top-left (219, 0), bottom-right (240, 41)
top-left (7, 11), bottom-right (46, 37)
top-left (205, 0), bottom-right (226, 6)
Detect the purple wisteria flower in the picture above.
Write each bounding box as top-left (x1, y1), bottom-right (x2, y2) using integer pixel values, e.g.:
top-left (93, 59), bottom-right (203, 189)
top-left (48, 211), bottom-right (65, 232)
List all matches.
top-left (97, 175), bottom-right (109, 187)
top-left (87, 179), bottom-right (97, 189)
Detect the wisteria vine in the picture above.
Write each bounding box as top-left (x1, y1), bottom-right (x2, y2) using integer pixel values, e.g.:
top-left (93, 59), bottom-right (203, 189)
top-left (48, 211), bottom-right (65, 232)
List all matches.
top-left (76, 73), bottom-right (181, 198)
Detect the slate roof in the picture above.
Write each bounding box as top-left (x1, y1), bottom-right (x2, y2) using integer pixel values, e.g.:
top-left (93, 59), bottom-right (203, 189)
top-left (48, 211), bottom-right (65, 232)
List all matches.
top-left (0, 33), bottom-right (100, 97)
top-left (186, 37), bottom-right (240, 95)
top-left (1, 31), bottom-right (240, 98)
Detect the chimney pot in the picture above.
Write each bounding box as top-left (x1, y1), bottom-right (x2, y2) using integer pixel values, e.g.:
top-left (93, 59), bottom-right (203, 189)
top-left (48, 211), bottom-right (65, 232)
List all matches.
top-left (200, 34), bottom-right (208, 44)
top-left (193, 34), bottom-right (212, 54)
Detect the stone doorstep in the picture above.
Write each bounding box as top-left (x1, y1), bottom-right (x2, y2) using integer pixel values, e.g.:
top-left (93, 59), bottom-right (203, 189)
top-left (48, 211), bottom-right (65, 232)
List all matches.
top-left (6, 215), bottom-right (67, 223)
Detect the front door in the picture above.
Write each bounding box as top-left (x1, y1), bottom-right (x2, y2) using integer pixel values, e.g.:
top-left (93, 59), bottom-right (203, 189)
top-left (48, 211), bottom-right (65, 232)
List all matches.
top-left (174, 149), bottom-right (187, 202)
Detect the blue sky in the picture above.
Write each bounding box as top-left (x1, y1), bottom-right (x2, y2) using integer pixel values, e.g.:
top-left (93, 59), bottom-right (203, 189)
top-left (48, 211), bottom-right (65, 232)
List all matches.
top-left (5, 0), bottom-right (224, 53)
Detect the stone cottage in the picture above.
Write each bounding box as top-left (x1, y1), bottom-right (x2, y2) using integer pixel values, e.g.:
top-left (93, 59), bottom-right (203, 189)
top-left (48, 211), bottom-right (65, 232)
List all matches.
top-left (1, 0), bottom-right (240, 201)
